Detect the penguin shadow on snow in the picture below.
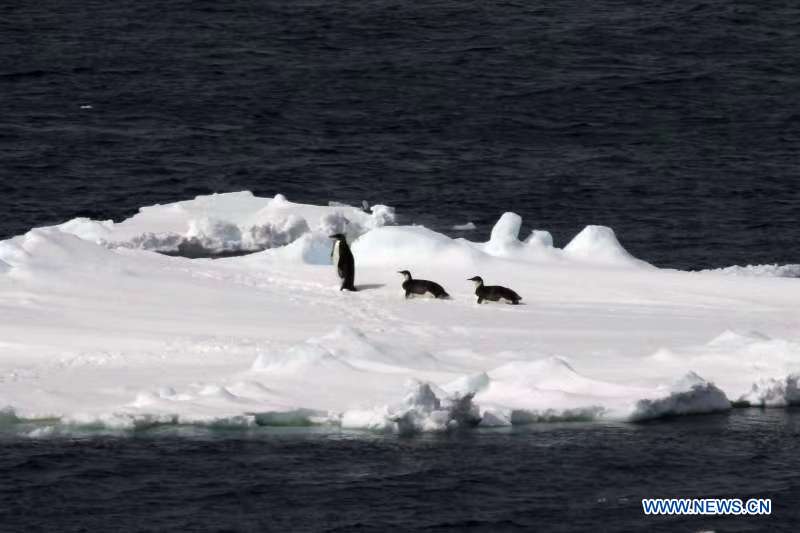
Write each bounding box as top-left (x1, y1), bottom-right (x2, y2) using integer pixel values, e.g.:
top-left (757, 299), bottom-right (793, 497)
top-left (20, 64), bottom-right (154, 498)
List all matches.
top-left (354, 283), bottom-right (385, 291)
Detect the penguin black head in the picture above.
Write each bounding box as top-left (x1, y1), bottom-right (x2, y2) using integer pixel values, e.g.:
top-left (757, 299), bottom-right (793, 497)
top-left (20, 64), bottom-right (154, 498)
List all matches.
top-left (397, 270), bottom-right (412, 281)
top-left (468, 276), bottom-right (484, 286)
top-left (329, 233), bottom-right (346, 241)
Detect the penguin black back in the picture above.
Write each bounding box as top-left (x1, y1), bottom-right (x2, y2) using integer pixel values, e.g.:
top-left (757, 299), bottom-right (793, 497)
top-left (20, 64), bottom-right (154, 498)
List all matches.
top-left (467, 276), bottom-right (521, 304)
top-left (330, 233), bottom-right (356, 291)
top-left (398, 270), bottom-right (450, 299)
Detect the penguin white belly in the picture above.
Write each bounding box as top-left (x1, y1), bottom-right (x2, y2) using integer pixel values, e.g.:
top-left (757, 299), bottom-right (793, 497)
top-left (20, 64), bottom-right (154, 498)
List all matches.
top-left (332, 240), bottom-right (340, 268)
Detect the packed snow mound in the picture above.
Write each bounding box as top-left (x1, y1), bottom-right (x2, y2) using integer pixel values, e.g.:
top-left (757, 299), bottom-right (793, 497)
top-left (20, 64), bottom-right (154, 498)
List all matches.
top-left (467, 357), bottom-right (636, 423)
top-left (352, 225), bottom-right (484, 268)
top-left (525, 230), bottom-right (554, 248)
top-left (563, 225), bottom-right (650, 268)
top-left (54, 192), bottom-right (395, 256)
top-left (706, 329), bottom-right (771, 347)
top-left (317, 325), bottom-right (443, 371)
top-left (253, 326), bottom-right (443, 374)
top-left (487, 357), bottom-right (635, 398)
top-left (442, 372), bottom-right (491, 397)
top-left (352, 213), bottom-right (567, 268)
top-left (0, 228), bottom-right (136, 275)
top-left (703, 263), bottom-right (800, 278)
top-left (49, 197), bottom-right (649, 272)
top-left (478, 212), bottom-right (558, 260)
top-left (630, 372), bottom-right (730, 421)
top-left (252, 342), bottom-right (355, 374)
top-left (486, 212), bottom-right (523, 251)
top-left (641, 330), bottom-right (800, 408)
top-left (441, 360), bottom-right (733, 424)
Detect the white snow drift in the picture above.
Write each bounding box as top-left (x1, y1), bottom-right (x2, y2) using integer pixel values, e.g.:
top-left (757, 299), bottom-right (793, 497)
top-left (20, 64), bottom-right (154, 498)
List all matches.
top-left (1, 191), bottom-right (800, 436)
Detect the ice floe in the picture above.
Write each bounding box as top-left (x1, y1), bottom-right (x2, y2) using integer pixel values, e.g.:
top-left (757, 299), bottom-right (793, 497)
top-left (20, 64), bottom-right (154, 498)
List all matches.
top-left (1, 191), bottom-right (799, 435)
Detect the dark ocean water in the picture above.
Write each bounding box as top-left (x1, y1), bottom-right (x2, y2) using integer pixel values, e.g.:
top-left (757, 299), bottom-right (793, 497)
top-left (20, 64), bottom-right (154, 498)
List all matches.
top-left (2, 0), bottom-right (800, 269)
top-left (2, 1), bottom-right (799, 531)
top-left (1, 409), bottom-right (797, 532)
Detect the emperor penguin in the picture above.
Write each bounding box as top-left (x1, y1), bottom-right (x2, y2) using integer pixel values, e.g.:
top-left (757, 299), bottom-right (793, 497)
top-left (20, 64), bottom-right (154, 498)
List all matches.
top-left (397, 270), bottom-right (450, 299)
top-left (467, 276), bottom-right (521, 305)
top-left (329, 233), bottom-right (356, 291)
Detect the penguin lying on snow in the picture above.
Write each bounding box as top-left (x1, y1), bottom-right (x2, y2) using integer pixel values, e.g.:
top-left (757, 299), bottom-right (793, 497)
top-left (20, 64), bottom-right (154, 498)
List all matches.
top-left (468, 276), bottom-right (522, 305)
top-left (398, 270), bottom-right (450, 299)
top-left (329, 233), bottom-right (356, 291)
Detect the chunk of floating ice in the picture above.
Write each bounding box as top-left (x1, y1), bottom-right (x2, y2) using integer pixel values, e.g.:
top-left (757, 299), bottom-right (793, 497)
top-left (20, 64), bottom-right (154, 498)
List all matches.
top-left (564, 225), bottom-right (651, 268)
top-left (5, 192), bottom-right (800, 431)
top-left (452, 222), bottom-right (476, 231)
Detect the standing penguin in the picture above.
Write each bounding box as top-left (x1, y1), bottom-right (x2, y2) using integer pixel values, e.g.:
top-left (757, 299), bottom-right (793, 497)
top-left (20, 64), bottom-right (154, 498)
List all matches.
top-left (329, 233), bottom-right (356, 291)
top-left (467, 276), bottom-right (521, 305)
top-left (398, 270), bottom-right (450, 299)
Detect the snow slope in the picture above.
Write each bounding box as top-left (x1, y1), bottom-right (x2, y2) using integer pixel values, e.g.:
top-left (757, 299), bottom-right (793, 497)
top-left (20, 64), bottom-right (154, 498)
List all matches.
top-left (1, 192), bottom-right (799, 435)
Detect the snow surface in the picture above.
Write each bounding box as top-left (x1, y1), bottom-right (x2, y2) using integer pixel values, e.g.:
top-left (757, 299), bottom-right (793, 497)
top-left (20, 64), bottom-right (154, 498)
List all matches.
top-left (2, 191), bottom-right (800, 435)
